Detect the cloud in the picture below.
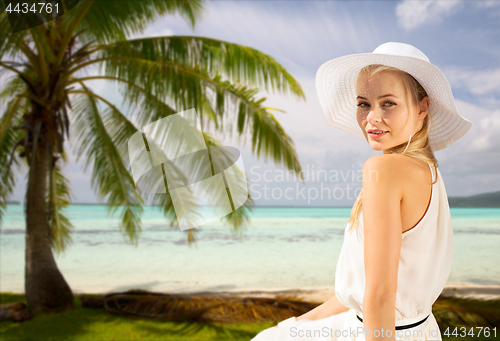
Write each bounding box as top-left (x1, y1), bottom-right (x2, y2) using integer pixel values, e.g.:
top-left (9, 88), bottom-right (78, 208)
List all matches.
top-left (396, 0), bottom-right (463, 30)
top-left (454, 99), bottom-right (500, 153)
top-left (444, 67), bottom-right (500, 96)
top-left (435, 99), bottom-right (500, 197)
top-left (472, 109), bottom-right (500, 151)
top-left (475, 0), bottom-right (500, 9)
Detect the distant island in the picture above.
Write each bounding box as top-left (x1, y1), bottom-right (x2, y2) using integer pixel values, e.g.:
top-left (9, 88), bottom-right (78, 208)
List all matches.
top-left (448, 190), bottom-right (500, 208)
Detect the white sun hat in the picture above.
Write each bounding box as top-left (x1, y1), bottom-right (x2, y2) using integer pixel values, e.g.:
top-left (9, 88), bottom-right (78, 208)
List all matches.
top-left (315, 42), bottom-right (472, 151)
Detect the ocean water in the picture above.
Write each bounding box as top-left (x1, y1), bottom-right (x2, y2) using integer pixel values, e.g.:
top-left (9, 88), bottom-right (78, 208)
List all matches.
top-left (1, 205), bottom-right (499, 294)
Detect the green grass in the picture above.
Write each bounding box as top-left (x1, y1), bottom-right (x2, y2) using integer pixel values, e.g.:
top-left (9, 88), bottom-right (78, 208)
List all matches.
top-left (1, 293), bottom-right (498, 341)
top-left (0, 293), bottom-right (273, 341)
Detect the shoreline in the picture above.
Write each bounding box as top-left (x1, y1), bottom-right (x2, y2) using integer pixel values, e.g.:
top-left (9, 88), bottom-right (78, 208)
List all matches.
top-left (3, 284), bottom-right (500, 303)
top-left (179, 284), bottom-right (500, 303)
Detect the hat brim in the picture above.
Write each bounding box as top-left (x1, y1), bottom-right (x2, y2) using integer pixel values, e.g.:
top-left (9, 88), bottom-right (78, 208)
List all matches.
top-left (315, 53), bottom-right (472, 151)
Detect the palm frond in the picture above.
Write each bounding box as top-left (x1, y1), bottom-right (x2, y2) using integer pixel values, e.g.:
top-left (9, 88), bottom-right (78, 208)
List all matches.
top-left (221, 197), bottom-right (253, 237)
top-left (0, 79), bottom-right (27, 224)
top-left (150, 184), bottom-right (200, 248)
top-left (0, 7), bottom-right (30, 60)
top-left (99, 95), bottom-right (141, 163)
top-left (70, 80), bottom-right (242, 244)
top-left (202, 132), bottom-right (254, 235)
top-left (208, 78), bottom-right (303, 177)
top-left (73, 60), bottom-right (302, 175)
top-left (47, 154), bottom-right (75, 255)
top-left (70, 85), bottom-right (144, 244)
top-left (145, 131), bottom-right (253, 246)
top-left (68, 75), bottom-right (178, 128)
top-left (95, 35), bottom-right (305, 99)
top-left (69, 0), bottom-right (203, 45)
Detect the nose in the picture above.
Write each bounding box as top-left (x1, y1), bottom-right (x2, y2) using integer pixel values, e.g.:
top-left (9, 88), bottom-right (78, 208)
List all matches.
top-left (366, 107), bottom-right (382, 124)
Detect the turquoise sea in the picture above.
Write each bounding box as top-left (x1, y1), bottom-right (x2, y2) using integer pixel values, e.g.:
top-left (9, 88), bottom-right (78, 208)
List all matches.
top-left (1, 205), bottom-right (499, 294)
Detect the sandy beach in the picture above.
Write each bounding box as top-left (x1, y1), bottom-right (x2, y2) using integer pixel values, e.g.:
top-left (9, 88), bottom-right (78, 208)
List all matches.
top-left (181, 284), bottom-right (500, 304)
top-left (6, 283), bottom-right (500, 303)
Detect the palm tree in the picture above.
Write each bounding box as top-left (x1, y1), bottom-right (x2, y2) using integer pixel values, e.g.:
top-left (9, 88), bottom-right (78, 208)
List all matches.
top-left (0, 0), bottom-right (304, 314)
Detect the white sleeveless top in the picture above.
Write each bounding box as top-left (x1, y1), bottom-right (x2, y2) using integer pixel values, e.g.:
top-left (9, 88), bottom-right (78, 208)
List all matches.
top-left (251, 163), bottom-right (453, 341)
top-left (334, 163), bottom-right (453, 326)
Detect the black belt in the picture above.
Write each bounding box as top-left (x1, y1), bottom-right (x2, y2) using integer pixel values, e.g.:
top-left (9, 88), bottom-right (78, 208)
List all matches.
top-left (356, 314), bottom-right (430, 330)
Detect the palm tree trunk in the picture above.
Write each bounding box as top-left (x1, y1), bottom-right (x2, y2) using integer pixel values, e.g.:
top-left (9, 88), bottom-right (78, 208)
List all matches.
top-left (24, 139), bottom-right (74, 314)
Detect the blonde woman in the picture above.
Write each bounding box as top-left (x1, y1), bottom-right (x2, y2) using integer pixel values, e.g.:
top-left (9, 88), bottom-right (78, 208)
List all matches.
top-left (251, 42), bottom-right (472, 341)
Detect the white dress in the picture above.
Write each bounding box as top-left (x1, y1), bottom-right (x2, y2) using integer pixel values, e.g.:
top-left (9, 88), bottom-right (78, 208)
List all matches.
top-left (251, 163), bottom-right (453, 341)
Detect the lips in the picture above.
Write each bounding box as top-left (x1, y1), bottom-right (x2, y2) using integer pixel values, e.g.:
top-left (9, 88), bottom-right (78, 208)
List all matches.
top-left (367, 129), bottom-right (389, 138)
top-left (367, 129), bottom-right (388, 134)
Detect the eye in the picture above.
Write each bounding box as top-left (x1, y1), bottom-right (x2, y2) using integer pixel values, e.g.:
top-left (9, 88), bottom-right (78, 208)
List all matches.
top-left (357, 102), bottom-right (369, 108)
top-left (384, 101), bottom-right (396, 107)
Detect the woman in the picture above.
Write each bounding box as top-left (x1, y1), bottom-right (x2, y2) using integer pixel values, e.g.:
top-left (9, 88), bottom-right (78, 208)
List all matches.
top-left (251, 42), bottom-right (472, 341)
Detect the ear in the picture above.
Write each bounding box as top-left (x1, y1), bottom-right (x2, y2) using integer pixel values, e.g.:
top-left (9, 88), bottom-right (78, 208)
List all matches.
top-left (418, 96), bottom-right (430, 120)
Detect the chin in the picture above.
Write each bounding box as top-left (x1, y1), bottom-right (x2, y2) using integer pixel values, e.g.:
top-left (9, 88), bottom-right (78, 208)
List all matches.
top-left (368, 142), bottom-right (385, 151)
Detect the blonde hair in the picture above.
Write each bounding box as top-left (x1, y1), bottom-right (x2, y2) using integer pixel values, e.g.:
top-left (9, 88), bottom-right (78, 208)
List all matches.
top-left (347, 64), bottom-right (439, 233)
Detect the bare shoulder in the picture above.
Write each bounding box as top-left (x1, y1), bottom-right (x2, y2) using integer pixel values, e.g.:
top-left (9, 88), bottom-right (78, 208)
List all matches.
top-left (362, 154), bottom-right (409, 180)
top-left (361, 155), bottom-right (411, 201)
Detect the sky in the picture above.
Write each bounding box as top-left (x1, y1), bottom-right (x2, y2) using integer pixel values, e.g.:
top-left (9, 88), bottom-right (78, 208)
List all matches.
top-left (8, 0), bottom-right (500, 207)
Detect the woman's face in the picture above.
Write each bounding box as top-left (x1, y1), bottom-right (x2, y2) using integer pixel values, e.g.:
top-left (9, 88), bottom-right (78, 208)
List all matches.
top-left (355, 71), bottom-right (428, 153)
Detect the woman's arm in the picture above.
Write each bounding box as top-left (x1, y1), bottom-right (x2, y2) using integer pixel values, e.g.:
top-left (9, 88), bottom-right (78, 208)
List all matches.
top-left (296, 293), bottom-right (350, 321)
top-left (362, 155), bottom-right (404, 341)
top-left (267, 293), bottom-right (348, 330)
